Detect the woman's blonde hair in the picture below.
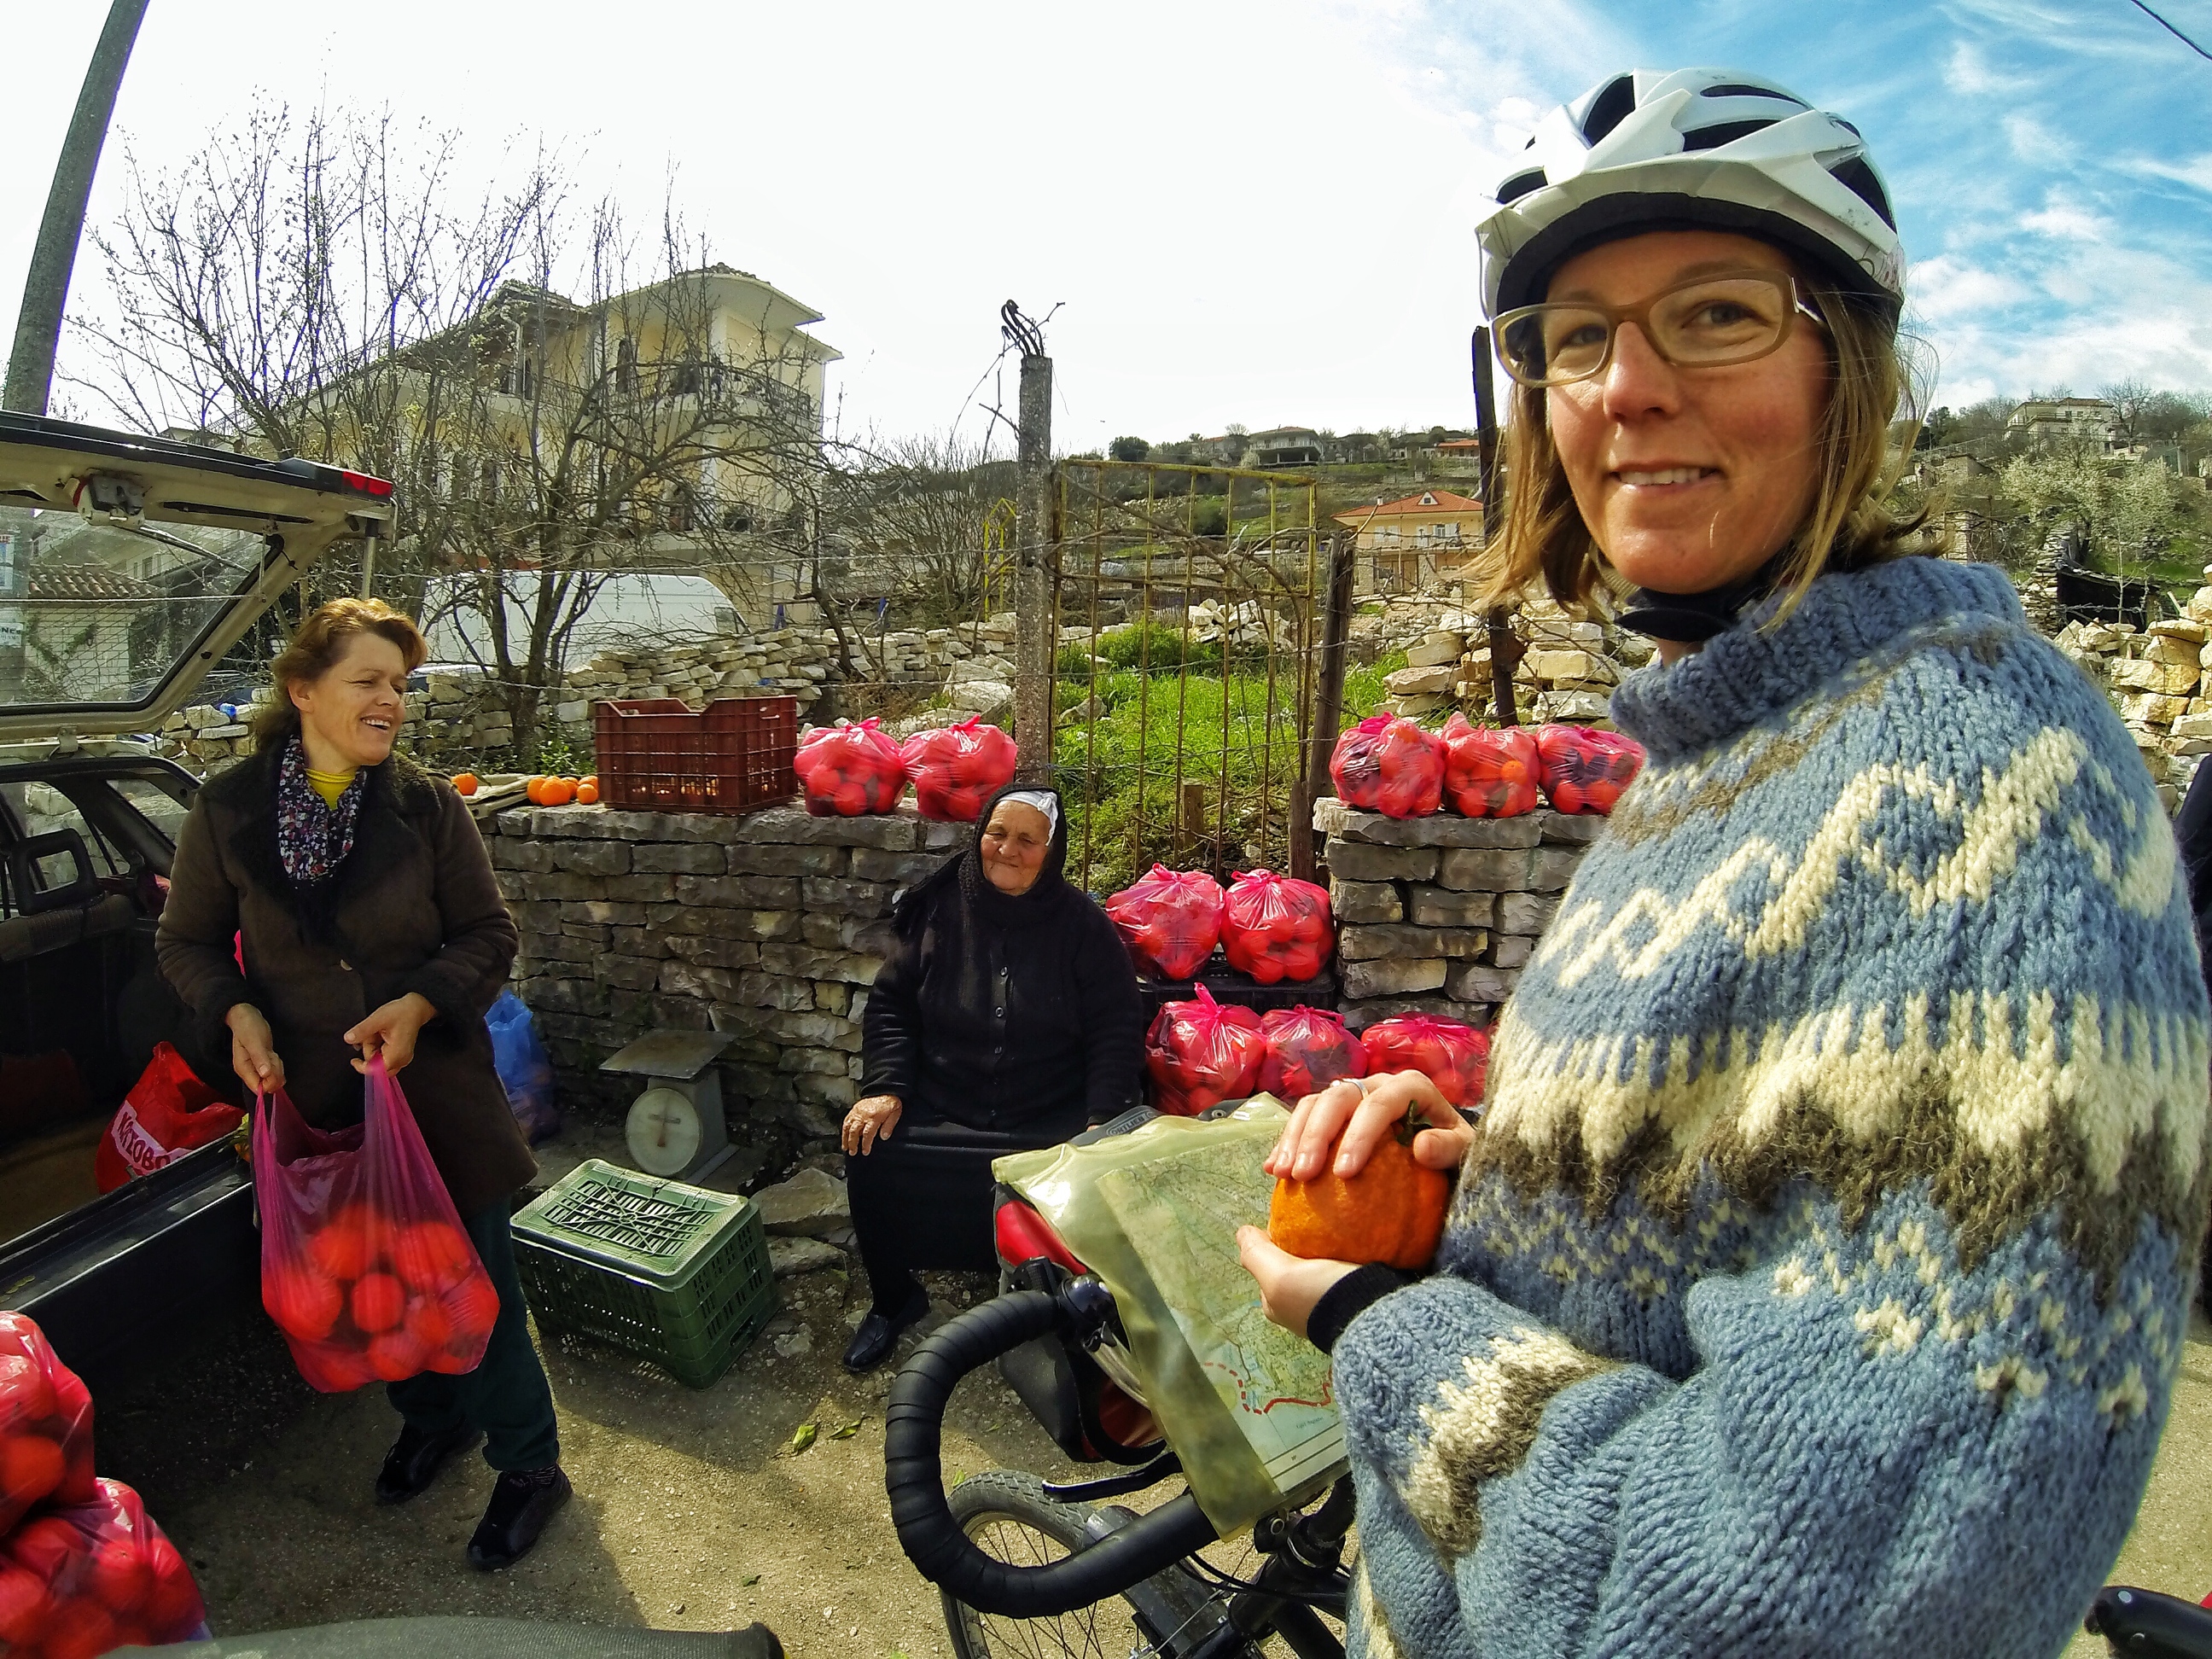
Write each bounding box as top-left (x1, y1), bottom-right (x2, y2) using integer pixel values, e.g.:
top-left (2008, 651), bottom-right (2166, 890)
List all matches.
top-left (248, 597), bottom-right (428, 749)
top-left (1473, 271), bottom-right (1930, 621)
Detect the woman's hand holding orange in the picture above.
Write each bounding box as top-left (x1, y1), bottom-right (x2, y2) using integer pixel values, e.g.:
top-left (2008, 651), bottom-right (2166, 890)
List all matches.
top-left (1261, 1070), bottom-right (1473, 1185)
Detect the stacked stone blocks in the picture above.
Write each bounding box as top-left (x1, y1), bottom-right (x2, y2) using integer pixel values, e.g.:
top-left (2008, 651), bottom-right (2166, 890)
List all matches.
top-left (1316, 795), bottom-right (1600, 1031)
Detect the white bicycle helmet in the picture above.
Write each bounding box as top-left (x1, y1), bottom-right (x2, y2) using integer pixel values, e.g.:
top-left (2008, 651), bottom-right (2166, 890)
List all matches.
top-left (1478, 67), bottom-right (1904, 323)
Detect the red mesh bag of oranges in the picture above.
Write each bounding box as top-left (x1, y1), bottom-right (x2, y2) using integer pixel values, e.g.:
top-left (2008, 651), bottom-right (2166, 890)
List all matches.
top-left (0, 1476), bottom-right (206, 1656)
top-left (1220, 870), bottom-right (1333, 985)
top-left (1103, 864), bottom-right (1222, 981)
top-left (1439, 714), bottom-right (1542, 818)
top-left (1534, 725), bottom-right (1645, 815)
top-left (1360, 1015), bottom-right (1492, 1109)
top-left (1144, 986), bottom-right (1266, 1117)
top-left (0, 1313), bottom-right (96, 1539)
top-left (1329, 715), bottom-right (1444, 819)
top-left (1256, 1005), bottom-right (1367, 1099)
top-left (249, 1057), bottom-right (500, 1393)
top-left (795, 718), bottom-right (907, 817)
top-left (899, 719), bottom-right (1018, 822)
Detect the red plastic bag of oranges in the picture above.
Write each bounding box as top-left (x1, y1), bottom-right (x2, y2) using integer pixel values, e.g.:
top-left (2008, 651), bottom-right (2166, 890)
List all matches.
top-left (1440, 715), bottom-right (1542, 818)
top-left (1534, 725), bottom-right (1645, 815)
top-left (795, 719), bottom-right (907, 817)
top-left (250, 1057), bottom-right (499, 1394)
top-left (1144, 986), bottom-right (1266, 1117)
top-left (900, 719), bottom-right (1018, 823)
top-left (1329, 715), bottom-right (1444, 819)
top-left (0, 1476), bottom-right (205, 1656)
top-left (1256, 1006), bottom-right (1367, 1099)
top-left (0, 1314), bottom-right (94, 1540)
top-left (1103, 864), bottom-right (1222, 981)
top-left (1220, 870), bottom-right (1332, 985)
top-left (1360, 1015), bottom-right (1492, 1109)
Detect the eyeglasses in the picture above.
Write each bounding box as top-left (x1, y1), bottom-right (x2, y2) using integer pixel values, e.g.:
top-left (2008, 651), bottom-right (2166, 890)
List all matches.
top-left (1493, 271), bottom-right (1828, 388)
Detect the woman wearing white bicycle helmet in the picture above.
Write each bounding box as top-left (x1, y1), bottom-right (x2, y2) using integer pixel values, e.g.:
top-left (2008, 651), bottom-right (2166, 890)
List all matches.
top-left (1242, 67), bottom-right (2209, 1657)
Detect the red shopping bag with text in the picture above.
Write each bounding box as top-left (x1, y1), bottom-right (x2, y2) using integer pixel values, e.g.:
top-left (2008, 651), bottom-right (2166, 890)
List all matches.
top-left (96, 1042), bottom-right (242, 1194)
top-left (1534, 725), bottom-right (1644, 815)
top-left (1220, 870), bottom-right (1333, 985)
top-left (900, 719), bottom-right (1018, 822)
top-left (1360, 1015), bottom-right (1492, 1110)
top-left (1330, 715), bottom-right (1444, 819)
top-left (251, 1058), bottom-right (498, 1393)
top-left (0, 1476), bottom-right (205, 1656)
top-left (1257, 1005), bottom-right (1367, 1099)
top-left (1440, 714), bottom-right (1543, 818)
top-left (0, 1313), bottom-right (96, 1539)
top-left (1144, 986), bottom-right (1266, 1117)
top-left (795, 718), bottom-right (908, 817)
top-left (1105, 865), bottom-right (1223, 981)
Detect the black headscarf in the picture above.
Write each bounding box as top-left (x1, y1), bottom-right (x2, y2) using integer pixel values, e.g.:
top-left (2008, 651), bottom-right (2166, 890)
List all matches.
top-left (896, 783), bottom-right (1074, 936)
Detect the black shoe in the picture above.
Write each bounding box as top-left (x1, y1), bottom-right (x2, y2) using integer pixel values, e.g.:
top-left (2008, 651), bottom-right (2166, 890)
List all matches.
top-left (467, 1465), bottom-right (572, 1570)
top-left (841, 1286), bottom-right (929, 1374)
top-left (375, 1423), bottom-right (483, 1506)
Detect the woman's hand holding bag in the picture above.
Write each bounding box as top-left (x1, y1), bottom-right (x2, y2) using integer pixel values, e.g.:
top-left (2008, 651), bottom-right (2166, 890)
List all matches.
top-left (251, 1056), bottom-right (502, 1392)
top-left (344, 991), bottom-right (437, 1074)
top-left (224, 1004), bottom-right (285, 1094)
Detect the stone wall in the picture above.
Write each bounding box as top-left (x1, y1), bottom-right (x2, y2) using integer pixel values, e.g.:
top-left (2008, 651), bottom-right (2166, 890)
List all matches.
top-left (2049, 569), bottom-right (2212, 806)
top-left (489, 801), bottom-right (965, 1159)
top-left (1314, 796), bottom-right (1604, 1032)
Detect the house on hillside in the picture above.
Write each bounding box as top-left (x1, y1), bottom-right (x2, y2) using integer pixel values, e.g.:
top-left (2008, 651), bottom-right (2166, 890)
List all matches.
top-left (1243, 427), bottom-right (1324, 468)
top-left (2008, 397), bottom-right (2117, 449)
top-left (1333, 490), bottom-right (1484, 592)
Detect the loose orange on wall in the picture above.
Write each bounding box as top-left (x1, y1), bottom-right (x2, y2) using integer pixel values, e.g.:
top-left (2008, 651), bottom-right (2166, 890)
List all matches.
top-left (576, 777), bottom-right (599, 805)
top-left (451, 772), bottom-right (479, 797)
top-left (523, 777), bottom-right (546, 805)
top-left (1266, 1106), bottom-right (1450, 1271)
top-left (539, 777), bottom-right (574, 806)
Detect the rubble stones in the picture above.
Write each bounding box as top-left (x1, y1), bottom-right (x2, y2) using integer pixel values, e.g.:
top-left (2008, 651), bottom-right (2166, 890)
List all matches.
top-left (748, 1167), bottom-right (852, 1237)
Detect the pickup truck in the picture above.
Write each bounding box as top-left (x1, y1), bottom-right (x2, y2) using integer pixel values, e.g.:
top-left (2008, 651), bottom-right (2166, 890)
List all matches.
top-left (0, 411), bottom-right (394, 1399)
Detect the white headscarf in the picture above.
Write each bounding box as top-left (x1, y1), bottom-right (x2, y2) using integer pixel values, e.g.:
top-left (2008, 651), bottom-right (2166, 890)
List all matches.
top-left (995, 789), bottom-right (1061, 837)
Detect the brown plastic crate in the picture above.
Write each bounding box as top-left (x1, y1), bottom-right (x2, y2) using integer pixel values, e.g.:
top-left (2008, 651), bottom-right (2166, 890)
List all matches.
top-left (592, 696), bottom-right (798, 814)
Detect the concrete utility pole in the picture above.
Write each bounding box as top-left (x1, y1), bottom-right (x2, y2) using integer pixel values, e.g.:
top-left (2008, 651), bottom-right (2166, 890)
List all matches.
top-left (4, 0), bottom-right (150, 416)
top-left (1004, 301), bottom-right (1054, 781)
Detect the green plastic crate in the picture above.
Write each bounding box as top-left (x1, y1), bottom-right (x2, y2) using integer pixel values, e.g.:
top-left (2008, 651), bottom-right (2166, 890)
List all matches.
top-left (511, 1159), bottom-right (776, 1388)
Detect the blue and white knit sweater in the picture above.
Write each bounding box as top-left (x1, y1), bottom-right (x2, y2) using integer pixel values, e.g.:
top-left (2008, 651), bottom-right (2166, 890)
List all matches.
top-left (1332, 556), bottom-right (2210, 1658)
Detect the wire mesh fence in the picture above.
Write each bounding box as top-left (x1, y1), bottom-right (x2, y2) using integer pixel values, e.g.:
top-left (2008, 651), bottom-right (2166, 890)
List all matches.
top-left (1048, 459), bottom-right (1334, 895)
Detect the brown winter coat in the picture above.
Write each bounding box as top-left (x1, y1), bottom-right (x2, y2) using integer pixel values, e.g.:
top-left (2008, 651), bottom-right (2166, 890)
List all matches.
top-left (156, 744), bottom-right (536, 1218)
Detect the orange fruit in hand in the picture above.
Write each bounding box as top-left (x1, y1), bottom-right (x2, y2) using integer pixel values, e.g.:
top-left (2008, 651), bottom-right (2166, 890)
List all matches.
top-left (1268, 1105), bottom-right (1451, 1270)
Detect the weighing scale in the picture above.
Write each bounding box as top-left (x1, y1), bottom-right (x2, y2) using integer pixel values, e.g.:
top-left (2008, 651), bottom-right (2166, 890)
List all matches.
top-left (601, 1029), bottom-right (740, 1181)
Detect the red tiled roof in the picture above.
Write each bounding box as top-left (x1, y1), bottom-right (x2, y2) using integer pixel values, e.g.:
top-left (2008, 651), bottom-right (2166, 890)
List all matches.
top-left (1332, 490), bottom-right (1481, 525)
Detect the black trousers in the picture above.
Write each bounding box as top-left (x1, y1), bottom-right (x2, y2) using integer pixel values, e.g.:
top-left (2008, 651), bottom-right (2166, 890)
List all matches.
top-left (846, 1112), bottom-right (1080, 1315)
top-left (387, 1198), bottom-right (560, 1471)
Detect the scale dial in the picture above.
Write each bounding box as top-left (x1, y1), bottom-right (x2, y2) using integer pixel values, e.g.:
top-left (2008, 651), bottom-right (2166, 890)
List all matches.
top-left (626, 1085), bottom-right (702, 1177)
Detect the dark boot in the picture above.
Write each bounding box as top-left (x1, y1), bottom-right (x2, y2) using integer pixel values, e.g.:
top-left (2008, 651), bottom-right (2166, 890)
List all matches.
top-left (841, 1284), bottom-right (929, 1374)
top-left (375, 1423), bottom-right (483, 1505)
top-left (467, 1465), bottom-right (573, 1570)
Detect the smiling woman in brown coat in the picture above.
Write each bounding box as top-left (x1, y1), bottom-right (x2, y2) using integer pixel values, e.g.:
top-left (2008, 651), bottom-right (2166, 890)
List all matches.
top-left (156, 597), bottom-right (568, 1571)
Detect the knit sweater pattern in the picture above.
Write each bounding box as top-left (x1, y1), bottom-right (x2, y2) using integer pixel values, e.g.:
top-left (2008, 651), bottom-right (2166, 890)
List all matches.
top-left (1331, 556), bottom-right (2210, 1659)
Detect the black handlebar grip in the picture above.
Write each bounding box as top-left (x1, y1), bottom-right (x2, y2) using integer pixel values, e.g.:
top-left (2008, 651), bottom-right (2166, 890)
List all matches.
top-left (884, 1289), bottom-right (1220, 1618)
top-left (2085, 1586), bottom-right (2212, 1657)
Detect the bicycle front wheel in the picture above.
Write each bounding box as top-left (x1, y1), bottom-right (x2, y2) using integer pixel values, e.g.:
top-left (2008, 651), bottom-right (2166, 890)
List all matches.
top-left (942, 1470), bottom-right (1217, 1659)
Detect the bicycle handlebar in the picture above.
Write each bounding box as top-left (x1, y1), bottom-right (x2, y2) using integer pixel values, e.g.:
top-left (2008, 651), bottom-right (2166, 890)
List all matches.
top-left (885, 1288), bottom-right (1220, 1619)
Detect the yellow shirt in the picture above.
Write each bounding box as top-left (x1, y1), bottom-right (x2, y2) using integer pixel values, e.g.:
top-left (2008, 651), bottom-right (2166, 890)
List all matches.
top-left (305, 765), bottom-right (358, 808)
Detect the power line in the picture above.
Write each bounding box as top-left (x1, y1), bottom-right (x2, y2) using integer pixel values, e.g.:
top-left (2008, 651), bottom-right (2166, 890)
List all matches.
top-left (2126, 0), bottom-right (2212, 60)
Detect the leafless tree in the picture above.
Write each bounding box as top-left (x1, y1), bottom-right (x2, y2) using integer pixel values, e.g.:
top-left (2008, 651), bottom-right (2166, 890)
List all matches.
top-left (67, 102), bottom-right (835, 760)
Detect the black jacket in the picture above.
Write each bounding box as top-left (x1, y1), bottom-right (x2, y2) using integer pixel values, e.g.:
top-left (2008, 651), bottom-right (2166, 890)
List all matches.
top-left (2180, 760), bottom-right (2212, 975)
top-left (859, 783), bottom-right (1143, 1135)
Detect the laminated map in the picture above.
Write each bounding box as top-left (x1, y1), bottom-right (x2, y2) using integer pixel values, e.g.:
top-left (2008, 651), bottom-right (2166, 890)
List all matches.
top-left (995, 1097), bottom-right (1348, 1535)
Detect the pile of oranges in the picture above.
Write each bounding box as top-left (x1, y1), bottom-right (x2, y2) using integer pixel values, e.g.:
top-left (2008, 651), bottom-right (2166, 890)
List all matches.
top-left (523, 774), bottom-right (599, 806)
top-left (446, 773), bottom-right (599, 805)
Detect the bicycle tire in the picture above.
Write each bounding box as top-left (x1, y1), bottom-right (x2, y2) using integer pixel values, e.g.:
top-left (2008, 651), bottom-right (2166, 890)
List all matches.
top-left (941, 1471), bottom-right (1232, 1659)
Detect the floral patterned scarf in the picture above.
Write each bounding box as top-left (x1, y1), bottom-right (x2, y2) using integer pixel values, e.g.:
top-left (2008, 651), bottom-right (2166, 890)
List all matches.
top-left (276, 737), bottom-right (366, 887)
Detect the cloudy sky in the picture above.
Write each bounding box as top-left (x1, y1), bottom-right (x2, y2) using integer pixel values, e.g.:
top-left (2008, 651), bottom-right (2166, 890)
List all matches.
top-left (3, 1), bottom-right (2207, 454)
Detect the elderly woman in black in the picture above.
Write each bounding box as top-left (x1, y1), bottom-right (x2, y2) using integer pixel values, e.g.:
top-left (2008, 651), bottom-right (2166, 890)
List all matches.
top-left (841, 783), bottom-right (1143, 1371)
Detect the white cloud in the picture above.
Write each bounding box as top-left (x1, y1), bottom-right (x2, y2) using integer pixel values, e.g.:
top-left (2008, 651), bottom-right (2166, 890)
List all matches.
top-left (1908, 255), bottom-right (2029, 321)
top-left (2018, 195), bottom-right (2111, 242)
top-left (1942, 40), bottom-right (2035, 95)
top-left (2126, 154), bottom-right (2212, 195)
top-left (2002, 112), bottom-right (2070, 166)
